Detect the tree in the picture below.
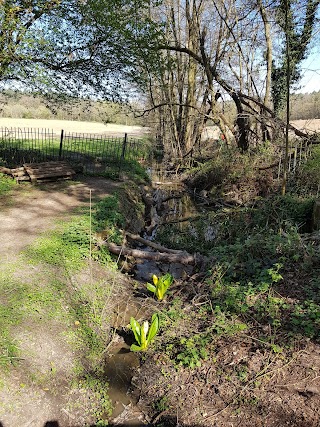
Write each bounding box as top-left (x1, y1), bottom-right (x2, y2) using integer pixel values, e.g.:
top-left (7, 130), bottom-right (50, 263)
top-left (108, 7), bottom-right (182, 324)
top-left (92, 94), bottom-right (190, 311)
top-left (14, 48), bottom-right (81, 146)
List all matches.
top-left (138, 0), bottom-right (319, 155)
top-left (272, 0), bottom-right (320, 114)
top-left (0, 0), bottom-right (159, 99)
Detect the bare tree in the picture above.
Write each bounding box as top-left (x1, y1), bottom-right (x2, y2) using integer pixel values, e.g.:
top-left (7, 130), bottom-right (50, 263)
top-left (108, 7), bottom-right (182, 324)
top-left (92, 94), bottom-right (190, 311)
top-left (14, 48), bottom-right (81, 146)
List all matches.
top-left (140, 0), bottom-right (319, 156)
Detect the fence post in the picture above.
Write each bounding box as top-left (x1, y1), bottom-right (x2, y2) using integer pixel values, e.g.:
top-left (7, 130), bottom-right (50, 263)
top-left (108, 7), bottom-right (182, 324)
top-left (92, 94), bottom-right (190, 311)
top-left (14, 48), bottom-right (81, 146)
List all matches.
top-left (59, 129), bottom-right (64, 159)
top-left (121, 133), bottom-right (128, 159)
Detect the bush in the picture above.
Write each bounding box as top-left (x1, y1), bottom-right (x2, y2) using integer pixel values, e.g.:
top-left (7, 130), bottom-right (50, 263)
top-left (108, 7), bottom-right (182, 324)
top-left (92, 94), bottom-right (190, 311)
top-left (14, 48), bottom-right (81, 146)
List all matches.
top-left (295, 146), bottom-right (320, 194)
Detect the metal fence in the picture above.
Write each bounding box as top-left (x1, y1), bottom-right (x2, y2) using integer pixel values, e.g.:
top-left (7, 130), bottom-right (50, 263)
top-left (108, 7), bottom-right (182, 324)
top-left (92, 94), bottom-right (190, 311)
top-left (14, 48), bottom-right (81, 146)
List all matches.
top-left (0, 127), bottom-right (148, 174)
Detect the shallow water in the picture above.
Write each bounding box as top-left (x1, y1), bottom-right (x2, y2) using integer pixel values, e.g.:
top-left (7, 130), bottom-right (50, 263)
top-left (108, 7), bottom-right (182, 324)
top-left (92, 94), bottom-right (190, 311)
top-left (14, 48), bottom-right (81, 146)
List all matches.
top-left (105, 343), bottom-right (145, 425)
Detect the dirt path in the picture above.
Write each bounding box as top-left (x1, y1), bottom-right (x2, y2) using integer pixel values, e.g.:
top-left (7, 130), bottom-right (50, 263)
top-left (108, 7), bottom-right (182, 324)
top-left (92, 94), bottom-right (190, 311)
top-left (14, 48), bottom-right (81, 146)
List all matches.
top-left (0, 177), bottom-right (121, 257)
top-left (0, 177), bottom-right (124, 427)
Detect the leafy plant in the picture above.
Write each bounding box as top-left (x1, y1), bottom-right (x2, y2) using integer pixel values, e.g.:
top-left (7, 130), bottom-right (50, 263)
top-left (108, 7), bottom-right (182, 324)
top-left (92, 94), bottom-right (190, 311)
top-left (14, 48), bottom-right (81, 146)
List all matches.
top-left (176, 335), bottom-right (209, 368)
top-left (147, 274), bottom-right (174, 301)
top-left (130, 313), bottom-right (160, 352)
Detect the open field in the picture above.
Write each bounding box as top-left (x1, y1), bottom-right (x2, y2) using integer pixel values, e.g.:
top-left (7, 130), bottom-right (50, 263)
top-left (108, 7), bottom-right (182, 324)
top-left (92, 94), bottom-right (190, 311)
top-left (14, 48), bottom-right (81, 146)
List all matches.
top-left (291, 118), bottom-right (320, 132)
top-left (0, 117), bottom-right (318, 142)
top-left (0, 117), bottom-right (149, 137)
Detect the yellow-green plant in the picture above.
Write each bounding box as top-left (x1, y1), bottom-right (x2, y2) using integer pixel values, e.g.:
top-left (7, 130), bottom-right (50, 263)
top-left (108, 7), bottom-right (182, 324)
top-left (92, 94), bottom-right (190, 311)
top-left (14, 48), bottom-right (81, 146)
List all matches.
top-left (146, 273), bottom-right (173, 301)
top-left (130, 313), bottom-right (160, 352)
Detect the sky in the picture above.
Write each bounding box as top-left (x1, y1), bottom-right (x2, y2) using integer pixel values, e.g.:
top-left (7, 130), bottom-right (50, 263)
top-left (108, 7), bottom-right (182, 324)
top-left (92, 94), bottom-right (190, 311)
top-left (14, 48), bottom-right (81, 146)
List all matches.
top-left (298, 55), bottom-right (320, 93)
top-left (296, 38), bottom-right (320, 93)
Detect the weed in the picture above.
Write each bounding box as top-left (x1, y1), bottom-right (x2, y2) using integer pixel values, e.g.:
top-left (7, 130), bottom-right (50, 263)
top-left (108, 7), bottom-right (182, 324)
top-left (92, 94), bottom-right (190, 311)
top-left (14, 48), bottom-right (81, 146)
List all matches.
top-left (153, 395), bottom-right (170, 412)
top-left (71, 372), bottom-right (113, 421)
top-left (130, 313), bottom-right (160, 352)
top-left (290, 300), bottom-right (320, 339)
top-left (236, 365), bottom-right (249, 382)
top-left (159, 298), bottom-right (185, 328)
top-left (0, 334), bottom-right (20, 367)
top-left (147, 273), bottom-right (174, 301)
top-left (93, 195), bottom-right (125, 242)
top-left (175, 334), bottom-right (210, 368)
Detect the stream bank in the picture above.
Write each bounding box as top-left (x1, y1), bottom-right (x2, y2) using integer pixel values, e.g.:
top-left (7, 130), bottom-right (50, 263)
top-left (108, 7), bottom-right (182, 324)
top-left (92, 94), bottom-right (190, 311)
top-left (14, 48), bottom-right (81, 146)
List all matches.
top-left (106, 163), bottom-right (320, 427)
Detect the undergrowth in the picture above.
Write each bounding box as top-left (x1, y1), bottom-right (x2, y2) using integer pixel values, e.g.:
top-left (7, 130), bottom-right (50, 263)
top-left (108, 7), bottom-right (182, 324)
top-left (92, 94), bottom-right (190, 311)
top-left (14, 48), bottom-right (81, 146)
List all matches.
top-left (295, 145), bottom-right (320, 194)
top-left (155, 165), bottom-right (319, 374)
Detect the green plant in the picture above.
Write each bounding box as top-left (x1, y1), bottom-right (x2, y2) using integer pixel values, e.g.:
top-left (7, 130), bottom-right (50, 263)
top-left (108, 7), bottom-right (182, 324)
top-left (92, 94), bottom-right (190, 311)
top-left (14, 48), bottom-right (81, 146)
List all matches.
top-left (176, 334), bottom-right (209, 368)
top-left (290, 300), bottom-right (320, 339)
top-left (153, 395), bottom-right (170, 412)
top-left (147, 274), bottom-right (174, 301)
top-left (130, 313), bottom-right (160, 352)
top-left (0, 173), bottom-right (16, 195)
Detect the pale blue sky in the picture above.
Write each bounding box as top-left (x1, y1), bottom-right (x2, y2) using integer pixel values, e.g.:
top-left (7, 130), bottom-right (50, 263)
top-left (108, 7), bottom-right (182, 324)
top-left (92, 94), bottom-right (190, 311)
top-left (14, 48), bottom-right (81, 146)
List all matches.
top-left (299, 55), bottom-right (320, 93)
top-left (297, 32), bottom-right (320, 93)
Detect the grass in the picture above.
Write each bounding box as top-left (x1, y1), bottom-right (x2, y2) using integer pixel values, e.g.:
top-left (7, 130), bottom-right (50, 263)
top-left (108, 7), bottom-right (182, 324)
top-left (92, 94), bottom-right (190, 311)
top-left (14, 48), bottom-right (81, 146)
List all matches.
top-left (0, 172), bottom-right (17, 195)
top-left (0, 133), bottom-right (150, 167)
top-left (0, 270), bottom-right (63, 367)
top-left (25, 194), bottom-right (125, 270)
top-left (0, 265), bottom-right (114, 417)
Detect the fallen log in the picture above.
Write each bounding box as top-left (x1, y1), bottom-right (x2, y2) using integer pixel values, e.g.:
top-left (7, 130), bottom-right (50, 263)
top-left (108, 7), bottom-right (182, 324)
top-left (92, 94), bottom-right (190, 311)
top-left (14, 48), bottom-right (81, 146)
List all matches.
top-left (125, 232), bottom-right (184, 254)
top-left (0, 166), bottom-right (13, 175)
top-left (102, 242), bottom-right (200, 265)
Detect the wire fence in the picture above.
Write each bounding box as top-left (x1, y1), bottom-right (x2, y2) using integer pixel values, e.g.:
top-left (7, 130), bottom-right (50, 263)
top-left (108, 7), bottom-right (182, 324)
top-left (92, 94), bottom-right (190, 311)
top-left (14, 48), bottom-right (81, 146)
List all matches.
top-left (277, 138), bottom-right (314, 181)
top-left (0, 127), bottom-right (149, 174)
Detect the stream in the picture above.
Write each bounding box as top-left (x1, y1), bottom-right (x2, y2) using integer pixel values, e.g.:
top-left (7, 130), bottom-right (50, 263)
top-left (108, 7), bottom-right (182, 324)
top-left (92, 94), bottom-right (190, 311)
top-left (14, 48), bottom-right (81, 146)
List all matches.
top-left (106, 165), bottom-right (205, 426)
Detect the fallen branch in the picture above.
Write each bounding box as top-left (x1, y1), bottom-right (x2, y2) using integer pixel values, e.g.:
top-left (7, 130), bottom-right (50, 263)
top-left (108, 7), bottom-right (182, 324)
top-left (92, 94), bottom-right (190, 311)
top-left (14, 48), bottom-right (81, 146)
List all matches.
top-left (258, 162), bottom-right (279, 171)
top-left (102, 242), bottom-right (200, 265)
top-left (125, 232), bottom-right (184, 254)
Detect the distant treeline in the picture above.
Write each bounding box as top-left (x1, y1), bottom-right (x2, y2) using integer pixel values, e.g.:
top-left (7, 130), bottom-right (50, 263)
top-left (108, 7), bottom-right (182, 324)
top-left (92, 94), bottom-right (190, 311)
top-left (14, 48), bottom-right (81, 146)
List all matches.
top-left (290, 91), bottom-right (320, 120)
top-left (0, 91), bottom-right (142, 125)
top-left (0, 90), bottom-right (319, 125)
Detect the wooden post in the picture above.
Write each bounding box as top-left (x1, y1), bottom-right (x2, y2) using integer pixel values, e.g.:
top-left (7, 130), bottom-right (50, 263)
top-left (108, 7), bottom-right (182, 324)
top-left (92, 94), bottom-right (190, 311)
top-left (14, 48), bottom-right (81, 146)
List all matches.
top-left (121, 133), bottom-right (128, 159)
top-left (281, 0), bottom-right (290, 196)
top-left (293, 145), bottom-right (297, 174)
top-left (59, 129), bottom-right (64, 159)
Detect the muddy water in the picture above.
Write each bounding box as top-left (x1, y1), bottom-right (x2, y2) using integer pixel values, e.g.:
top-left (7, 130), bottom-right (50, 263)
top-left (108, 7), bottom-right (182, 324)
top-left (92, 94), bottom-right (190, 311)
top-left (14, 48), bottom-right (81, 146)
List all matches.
top-left (106, 299), bottom-right (148, 426)
top-left (105, 343), bottom-right (144, 425)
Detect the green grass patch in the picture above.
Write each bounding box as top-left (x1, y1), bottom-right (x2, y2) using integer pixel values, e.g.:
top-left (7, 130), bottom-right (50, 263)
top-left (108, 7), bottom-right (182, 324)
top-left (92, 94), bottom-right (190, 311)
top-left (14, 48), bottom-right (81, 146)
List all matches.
top-left (0, 273), bottom-right (65, 368)
top-left (25, 194), bottom-right (125, 269)
top-left (0, 173), bottom-right (16, 196)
